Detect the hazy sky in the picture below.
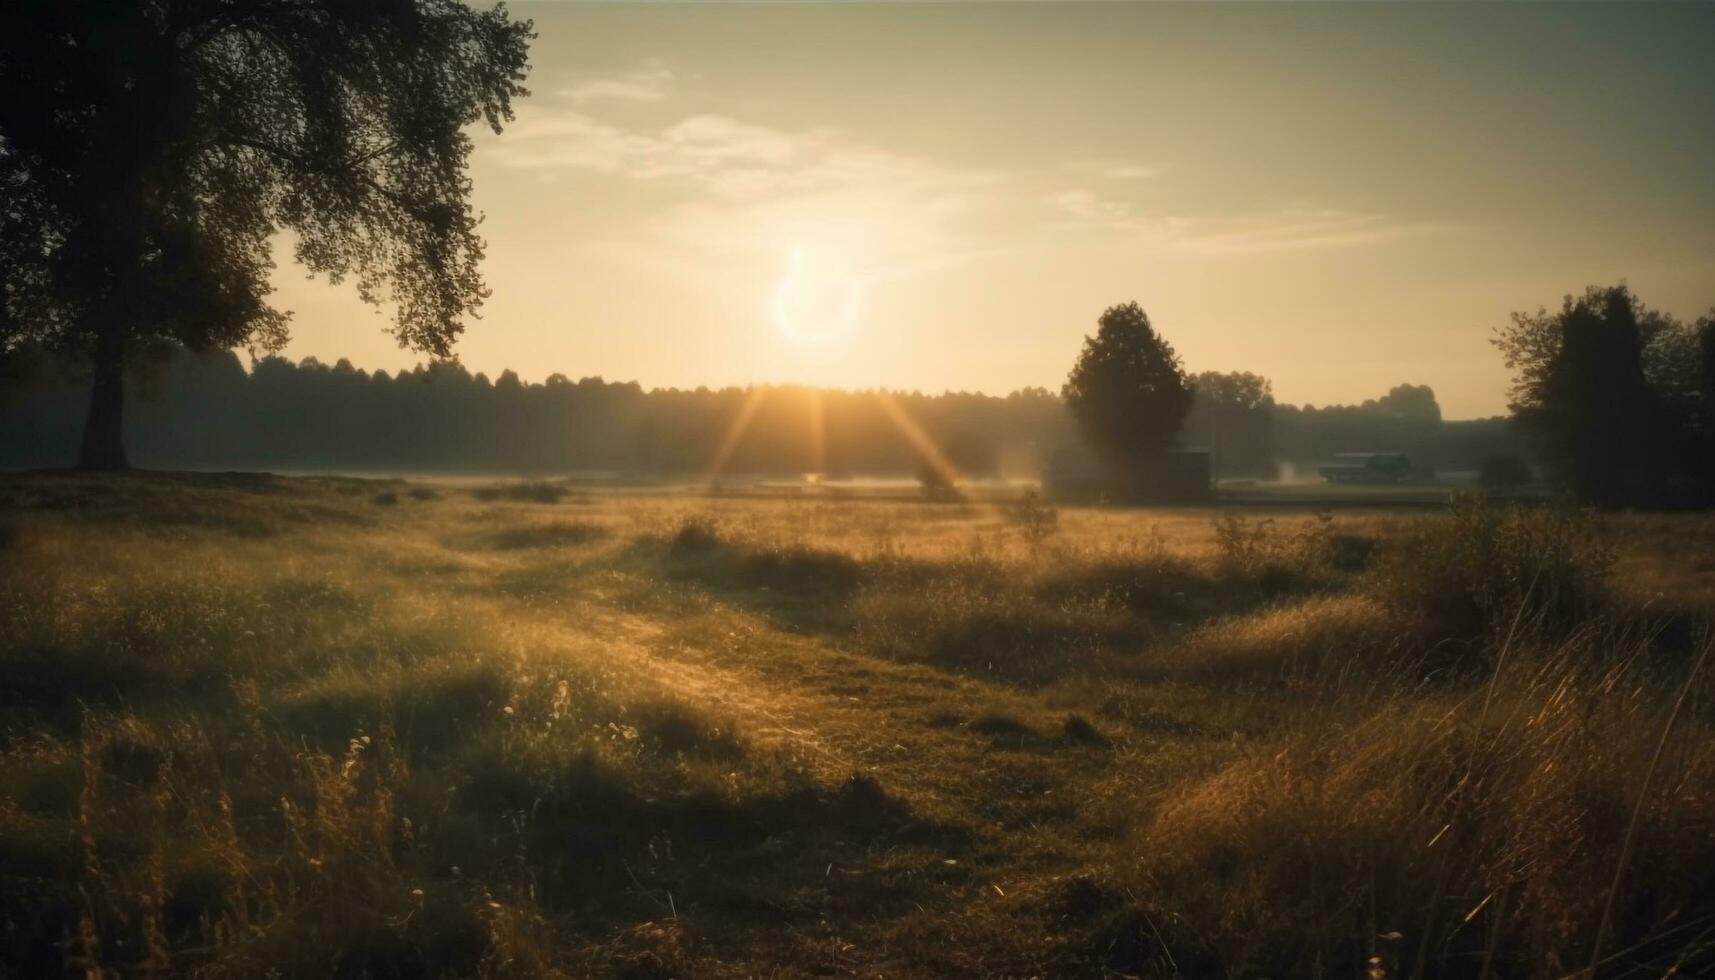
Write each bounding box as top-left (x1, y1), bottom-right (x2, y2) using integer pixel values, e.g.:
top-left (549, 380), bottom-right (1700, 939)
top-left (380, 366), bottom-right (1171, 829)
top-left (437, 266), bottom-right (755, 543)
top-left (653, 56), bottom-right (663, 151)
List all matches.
top-left (273, 1), bottom-right (1715, 419)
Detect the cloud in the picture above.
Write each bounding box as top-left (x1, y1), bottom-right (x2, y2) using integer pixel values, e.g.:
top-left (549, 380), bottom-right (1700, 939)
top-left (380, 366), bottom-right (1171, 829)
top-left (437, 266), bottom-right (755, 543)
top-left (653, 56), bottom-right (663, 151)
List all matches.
top-left (1031, 194), bottom-right (1454, 253)
top-left (489, 79), bottom-right (1450, 280)
top-left (491, 91), bottom-right (1008, 285)
top-left (1066, 160), bottom-right (1158, 180)
top-left (492, 102), bottom-right (996, 207)
top-left (556, 60), bottom-right (675, 105)
top-left (1044, 189), bottom-right (1134, 228)
top-left (661, 115), bottom-right (803, 170)
top-left (1151, 208), bottom-right (1450, 254)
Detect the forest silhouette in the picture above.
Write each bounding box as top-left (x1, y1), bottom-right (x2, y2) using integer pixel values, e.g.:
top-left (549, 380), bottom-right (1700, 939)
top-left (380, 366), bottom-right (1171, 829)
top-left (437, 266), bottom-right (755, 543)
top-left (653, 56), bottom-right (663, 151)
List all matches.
top-left (0, 344), bottom-right (1511, 479)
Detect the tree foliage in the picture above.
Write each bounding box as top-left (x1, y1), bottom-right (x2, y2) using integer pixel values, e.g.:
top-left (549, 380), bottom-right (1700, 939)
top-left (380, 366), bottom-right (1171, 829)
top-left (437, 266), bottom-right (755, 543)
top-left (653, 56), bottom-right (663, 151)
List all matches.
top-left (1061, 302), bottom-right (1192, 468)
top-left (1494, 285), bottom-right (1714, 506)
top-left (0, 0), bottom-right (534, 467)
top-left (1184, 371), bottom-right (1275, 477)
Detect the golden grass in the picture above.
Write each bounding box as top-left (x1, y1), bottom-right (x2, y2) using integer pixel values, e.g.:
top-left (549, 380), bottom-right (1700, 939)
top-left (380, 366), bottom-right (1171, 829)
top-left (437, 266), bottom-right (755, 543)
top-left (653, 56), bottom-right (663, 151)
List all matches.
top-left (1, 472), bottom-right (1711, 978)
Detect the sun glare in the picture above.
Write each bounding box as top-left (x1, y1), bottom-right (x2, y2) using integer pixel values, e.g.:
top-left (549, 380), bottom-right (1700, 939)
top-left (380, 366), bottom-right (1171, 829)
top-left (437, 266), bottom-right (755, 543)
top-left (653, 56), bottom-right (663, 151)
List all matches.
top-left (770, 247), bottom-right (861, 348)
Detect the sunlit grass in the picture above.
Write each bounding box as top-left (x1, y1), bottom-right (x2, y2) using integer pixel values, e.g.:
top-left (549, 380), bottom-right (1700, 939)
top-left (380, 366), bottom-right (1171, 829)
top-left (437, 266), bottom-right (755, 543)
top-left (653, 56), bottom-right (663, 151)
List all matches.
top-left (1, 472), bottom-right (1711, 977)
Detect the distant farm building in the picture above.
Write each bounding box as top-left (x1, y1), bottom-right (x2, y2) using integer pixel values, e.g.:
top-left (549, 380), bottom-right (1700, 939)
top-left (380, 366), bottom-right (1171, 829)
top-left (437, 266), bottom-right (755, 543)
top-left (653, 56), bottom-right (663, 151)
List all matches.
top-left (1043, 446), bottom-right (1212, 504)
top-left (1318, 452), bottom-right (1412, 484)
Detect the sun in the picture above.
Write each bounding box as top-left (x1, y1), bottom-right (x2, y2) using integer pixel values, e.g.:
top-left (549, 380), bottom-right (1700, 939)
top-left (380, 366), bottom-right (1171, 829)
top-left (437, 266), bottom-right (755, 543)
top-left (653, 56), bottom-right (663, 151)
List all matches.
top-left (770, 247), bottom-right (861, 348)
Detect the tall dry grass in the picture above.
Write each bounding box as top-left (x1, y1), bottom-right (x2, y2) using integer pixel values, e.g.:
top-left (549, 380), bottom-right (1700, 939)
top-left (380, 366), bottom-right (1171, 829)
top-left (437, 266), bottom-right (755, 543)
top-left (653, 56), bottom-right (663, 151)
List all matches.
top-left (2, 476), bottom-right (1711, 977)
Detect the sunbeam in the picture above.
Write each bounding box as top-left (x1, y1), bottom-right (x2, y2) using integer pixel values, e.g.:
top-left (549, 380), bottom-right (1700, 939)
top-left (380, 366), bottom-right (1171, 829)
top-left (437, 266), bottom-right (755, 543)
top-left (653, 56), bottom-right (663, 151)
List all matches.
top-left (807, 387), bottom-right (826, 477)
top-left (873, 391), bottom-right (963, 497)
top-left (700, 386), bottom-right (769, 485)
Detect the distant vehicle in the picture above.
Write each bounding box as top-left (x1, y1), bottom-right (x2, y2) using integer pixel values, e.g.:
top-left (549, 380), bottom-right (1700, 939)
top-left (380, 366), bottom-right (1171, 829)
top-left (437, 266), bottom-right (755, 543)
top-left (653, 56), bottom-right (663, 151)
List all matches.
top-left (1319, 452), bottom-right (1413, 484)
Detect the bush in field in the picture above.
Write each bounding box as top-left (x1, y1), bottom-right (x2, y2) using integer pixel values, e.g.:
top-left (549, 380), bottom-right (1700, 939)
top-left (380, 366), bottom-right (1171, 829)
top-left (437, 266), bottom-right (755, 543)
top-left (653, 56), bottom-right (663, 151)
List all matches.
top-left (1368, 495), bottom-right (1613, 641)
top-left (1006, 490), bottom-right (1059, 549)
top-left (668, 517), bottom-right (724, 557)
top-left (1211, 510), bottom-right (1339, 584)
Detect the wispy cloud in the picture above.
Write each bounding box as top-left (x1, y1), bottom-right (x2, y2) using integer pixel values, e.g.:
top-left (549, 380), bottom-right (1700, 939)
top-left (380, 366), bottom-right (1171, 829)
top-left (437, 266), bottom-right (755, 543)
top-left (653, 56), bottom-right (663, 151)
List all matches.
top-left (1151, 208), bottom-right (1451, 254)
top-left (1045, 188), bottom-right (1132, 226)
top-left (556, 59), bottom-right (675, 105)
top-left (1066, 160), bottom-right (1158, 180)
top-left (494, 103), bottom-right (991, 206)
top-left (493, 82), bottom-right (1006, 281)
top-left (493, 68), bottom-right (1450, 277)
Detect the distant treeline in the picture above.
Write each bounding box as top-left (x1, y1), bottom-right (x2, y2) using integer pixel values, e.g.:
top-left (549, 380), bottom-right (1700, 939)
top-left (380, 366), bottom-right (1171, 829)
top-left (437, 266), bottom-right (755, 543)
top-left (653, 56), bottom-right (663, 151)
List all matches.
top-left (0, 346), bottom-right (1520, 476)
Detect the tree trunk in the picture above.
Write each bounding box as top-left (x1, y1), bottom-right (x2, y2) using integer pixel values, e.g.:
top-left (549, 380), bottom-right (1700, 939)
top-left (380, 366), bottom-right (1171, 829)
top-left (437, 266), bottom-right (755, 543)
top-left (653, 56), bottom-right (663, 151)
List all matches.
top-left (77, 331), bottom-right (130, 471)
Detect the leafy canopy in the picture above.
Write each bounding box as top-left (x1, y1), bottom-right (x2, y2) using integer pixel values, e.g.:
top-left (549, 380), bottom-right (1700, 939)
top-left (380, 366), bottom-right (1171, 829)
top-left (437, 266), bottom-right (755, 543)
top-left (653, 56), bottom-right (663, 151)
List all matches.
top-left (1191, 371), bottom-right (1274, 415)
top-left (0, 0), bottom-right (534, 361)
top-left (1061, 302), bottom-right (1193, 466)
top-left (1492, 284), bottom-right (1715, 506)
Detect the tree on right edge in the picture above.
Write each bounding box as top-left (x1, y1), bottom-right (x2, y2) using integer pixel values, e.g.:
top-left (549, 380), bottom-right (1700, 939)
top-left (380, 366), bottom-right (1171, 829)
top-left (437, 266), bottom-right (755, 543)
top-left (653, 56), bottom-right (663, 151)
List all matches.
top-left (1495, 284), bottom-right (1715, 507)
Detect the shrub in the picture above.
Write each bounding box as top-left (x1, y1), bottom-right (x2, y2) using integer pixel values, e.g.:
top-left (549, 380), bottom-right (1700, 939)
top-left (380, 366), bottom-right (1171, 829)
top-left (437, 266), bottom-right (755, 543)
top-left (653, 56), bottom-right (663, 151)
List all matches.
top-left (1368, 495), bottom-right (1613, 641)
top-left (1007, 490), bottom-right (1059, 549)
top-left (371, 491), bottom-right (399, 506)
top-left (667, 517), bottom-right (723, 557)
top-left (1211, 510), bottom-right (1339, 588)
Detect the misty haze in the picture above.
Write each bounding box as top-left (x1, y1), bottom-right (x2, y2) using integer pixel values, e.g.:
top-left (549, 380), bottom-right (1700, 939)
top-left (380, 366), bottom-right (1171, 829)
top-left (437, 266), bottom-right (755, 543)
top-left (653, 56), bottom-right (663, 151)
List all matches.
top-left (3, 2), bottom-right (1714, 978)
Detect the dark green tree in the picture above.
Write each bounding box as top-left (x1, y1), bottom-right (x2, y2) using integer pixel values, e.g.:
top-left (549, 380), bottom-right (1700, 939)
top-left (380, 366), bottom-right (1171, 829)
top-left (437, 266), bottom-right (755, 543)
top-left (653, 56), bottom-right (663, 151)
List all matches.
top-left (1493, 285), bottom-right (1663, 506)
top-left (1062, 302), bottom-right (1193, 470)
top-left (1701, 312), bottom-right (1715, 426)
top-left (1186, 370), bottom-right (1275, 477)
top-left (0, 0), bottom-right (533, 469)
top-left (1679, 310), bottom-right (1715, 488)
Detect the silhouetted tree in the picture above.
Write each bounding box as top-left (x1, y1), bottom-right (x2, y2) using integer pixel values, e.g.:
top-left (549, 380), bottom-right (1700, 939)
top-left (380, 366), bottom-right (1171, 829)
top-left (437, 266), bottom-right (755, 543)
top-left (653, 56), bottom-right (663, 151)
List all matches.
top-left (1701, 312), bottom-right (1715, 448)
top-left (1185, 371), bottom-right (1275, 477)
top-left (1061, 302), bottom-right (1192, 471)
top-left (1494, 285), bottom-right (1663, 506)
top-left (0, 1), bottom-right (533, 469)
top-left (1373, 384), bottom-right (1442, 424)
top-left (1644, 310), bottom-right (1715, 490)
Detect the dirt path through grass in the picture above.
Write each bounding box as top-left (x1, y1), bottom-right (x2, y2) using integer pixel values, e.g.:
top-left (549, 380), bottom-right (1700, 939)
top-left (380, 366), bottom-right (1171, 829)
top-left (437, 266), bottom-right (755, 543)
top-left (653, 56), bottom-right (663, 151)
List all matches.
top-left (475, 582), bottom-right (1132, 972)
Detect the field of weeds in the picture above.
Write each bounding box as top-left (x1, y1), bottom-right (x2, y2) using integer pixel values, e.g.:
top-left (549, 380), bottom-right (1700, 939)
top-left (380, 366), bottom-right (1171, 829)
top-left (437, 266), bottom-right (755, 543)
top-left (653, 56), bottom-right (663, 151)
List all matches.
top-left (2, 472), bottom-right (1714, 978)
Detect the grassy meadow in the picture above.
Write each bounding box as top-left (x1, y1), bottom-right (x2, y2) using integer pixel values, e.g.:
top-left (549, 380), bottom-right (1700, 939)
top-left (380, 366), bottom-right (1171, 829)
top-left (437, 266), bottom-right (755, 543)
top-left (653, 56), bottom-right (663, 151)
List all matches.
top-left (3, 473), bottom-right (1714, 978)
